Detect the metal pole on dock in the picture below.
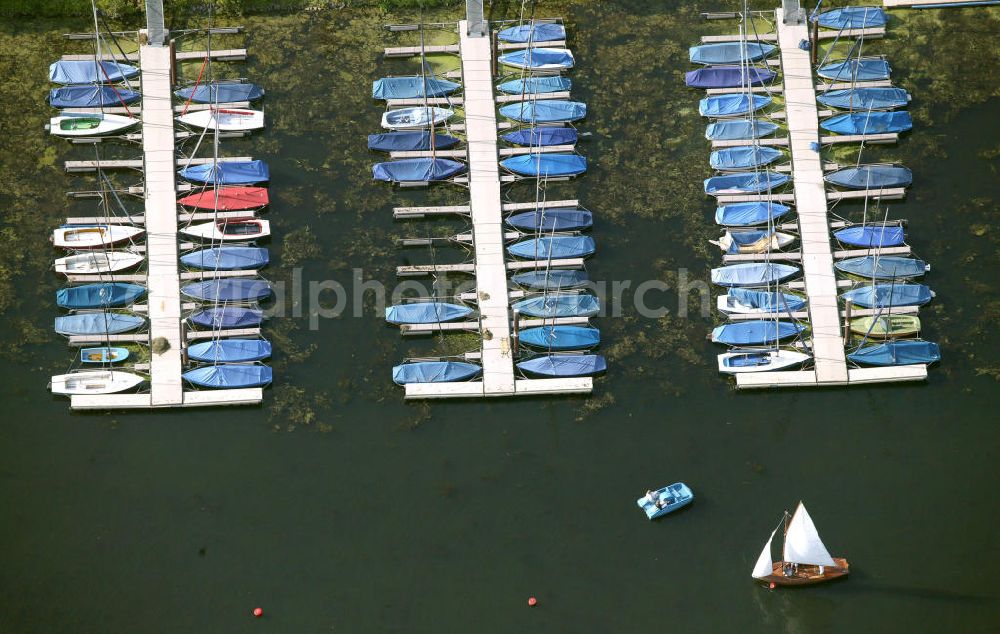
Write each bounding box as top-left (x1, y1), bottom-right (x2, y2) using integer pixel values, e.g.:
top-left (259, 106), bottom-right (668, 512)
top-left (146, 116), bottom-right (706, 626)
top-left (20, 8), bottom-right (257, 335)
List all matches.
top-left (512, 309), bottom-right (520, 351)
top-left (843, 300), bottom-right (853, 343)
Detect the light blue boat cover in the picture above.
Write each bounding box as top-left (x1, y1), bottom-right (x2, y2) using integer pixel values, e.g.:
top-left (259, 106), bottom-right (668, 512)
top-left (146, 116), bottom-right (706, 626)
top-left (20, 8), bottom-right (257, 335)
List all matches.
top-left (180, 247), bottom-right (269, 270)
top-left (373, 158), bottom-right (466, 182)
top-left (392, 361), bottom-right (481, 384)
top-left (705, 119), bottom-right (779, 141)
top-left (715, 202), bottom-right (791, 226)
top-left (685, 66), bottom-right (776, 88)
top-left (499, 100), bottom-right (587, 123)
top-left (180, 161), bottom-right (269, 185)
top-left (835, 256), bottom-right (928, 279)
top-left (711, 263), bottom-right (800, 287)
top-left (511, 270), bottom-right (590, 290)
top-left (371, 76), bottom-right (460, 100)
top-left (498, 48), bottom-right (574, 69)
top-left (56, 283), bottom-right (146, 309)
top-left (818, 87), bottom-right (909, 110)
top-left (826, 165), bottom-right (912, 189)
top-left (729, 288), bottom-right (807, 312)
top-left (385, 302), bottom-right (472, 324)
top-left (367, 131), bottom-right (460, 152)
top-left (508, 236), bottom-right (595, 259)
top-left (704, 171), bottom-right (789, 194)
top-left (500, 153), bottom-right (587, 177)
top-left (841, 283), bottom-right (933, 308)
top-left (517, 354), bottom-right (606, 377)
top-left (189, 307), bottom-right (263, 328)
top-left (506, 208), bottom-right (592, 231)
top-left (821, 111), bottom-right (912, 134)
top-left (710, 146), bottom-right (783, 170)
top-left (49, 60), bottom-right (139, 84)
top-left (699, 94), bottom-right (771, 117)
top-left (503, 127), bottom-right (578, 147)
top-left (834, 225), bottom-right (905, 247)
top-left (187, 339), bottom-right (272, 362)
top-left (689, 42), bottom-right (776, 65)
top-left (519, 326), bottom-right (600, 350)
top-left (49, 85), bottom-right (141, 108)
top-left (818, 58), bottom-right (891, 82)
top-left (181, 279), bottom-right (273, 302)
top-left (54, 312), bottom-right (144, 335)
top-left (497, 23), bottom-right (566, 43)
top-left (818, 6), bottom-right (887, 29)
top-left (511, 294), bottom-right (600, 318)
top-left (847, 340), bottom-right (940, 366)
top-left (175, 82), bottom-right (264, 104)
top-left (497, 76), bottom-right (572, 94)
top-left (183, 364), bottom-right (272, 388)
top-left (711, 320), bottom-right (804, 345)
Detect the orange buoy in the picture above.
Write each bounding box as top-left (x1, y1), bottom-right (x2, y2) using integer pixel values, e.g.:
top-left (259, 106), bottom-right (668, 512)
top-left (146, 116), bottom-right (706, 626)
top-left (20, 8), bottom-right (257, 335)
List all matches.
top-left (527, 597), bottom-right (538, 607)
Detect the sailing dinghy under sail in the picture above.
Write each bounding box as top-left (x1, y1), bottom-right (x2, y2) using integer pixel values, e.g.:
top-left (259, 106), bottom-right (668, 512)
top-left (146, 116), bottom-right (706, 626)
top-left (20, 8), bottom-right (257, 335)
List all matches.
top-left (752, 502), bottom-right (849, 587)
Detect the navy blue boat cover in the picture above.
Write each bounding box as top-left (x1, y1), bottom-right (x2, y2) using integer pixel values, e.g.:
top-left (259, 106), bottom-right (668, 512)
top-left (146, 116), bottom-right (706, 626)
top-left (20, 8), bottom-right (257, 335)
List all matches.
top-left (187, 339), bottom-right (272, 363)
top-left (367, 131), bottom-right (460, 152)
top-left (49, 60), bottom-right (139, 84)
top-left (392, 361), bottom-right (481, 384)
top-left (516, 354), bottom-right (606, 377)
top-left (507, 236), bottom-right (595, 259)
top-left (175, 82), bottom-right (264, 104)
top-left (506, 208), bottom-right (592, 231)
top-left (818, 6), bottom-right (886, 29)
top-left (54, 312), bottom-right (144, 335)
top-left (511, 270), bottom-right (590, 290)
top-left (371, 76), bottom-right (460, 100)
top-left (180, 247), bottom-right (269, 270)
top-left (499, 100), bottom-right (587, 123)
top-left (821, 111), bottom-right (912, 134)
top-left (497, 76), bottom-right (572, 94)
top-left (705, 119), bottom-right (779, 141)
top-left (704, 171), bottom-right (789, 194)
top-left (847, 340), bottom-right (940, 366)
top-left (500, 153), bottom-right (587, 177)
top-left (497, 23), bottom-right (566, 43)
top-left (189, 307), bottom-right (263, 328)
top-left (519, 326), bottom-right (600, 350)
top-left (825, 165), bottom-right (912, 189)
top-left (715, 202), bottom-right (791, 226)
top-left (181, 279), bottom-right (273, 302)
top-left (689, 42), bottom-right (776, 65)
top-left (49, 85), bottom-right (141, 107)
top-left (685, 66), bottom-right (776, 88)
top-left (180, 161), bottom-right (270, 185)
top-left (511, 294), bottom-right (600, 318)
top-left (372, 158), bottom-right (466, 182)
top-left (183, 364), bottom-right (272, 388)
top-left (502, 127), bottom-right (578, 147)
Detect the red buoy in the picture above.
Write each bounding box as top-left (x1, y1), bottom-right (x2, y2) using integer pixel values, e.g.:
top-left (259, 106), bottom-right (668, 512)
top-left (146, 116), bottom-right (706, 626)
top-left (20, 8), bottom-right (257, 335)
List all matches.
top-left (527, 597), bottom-right (538, 607)
top-left (769, 582), bottom-right (776, 590)
top-left (253, 607), bottom-right (264, 618)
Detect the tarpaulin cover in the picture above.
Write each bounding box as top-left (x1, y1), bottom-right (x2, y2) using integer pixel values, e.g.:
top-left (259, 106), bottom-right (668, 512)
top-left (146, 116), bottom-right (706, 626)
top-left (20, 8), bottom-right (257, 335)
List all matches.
top-left (817, 87), bottom-right (909, 110)
top-left (178, 186), bottom-right (269, 210)
top-left (685, 66), bottom-right (776, 88)
top-left (506, 208), bottom-right (592, 232)
top-left (847, 340), bottom-right (940, 366)
top-left (500, 153), bottom-right (587, 177)
top-left (715, 202), bottom-right (791, 226)
top-left (704, 171), bottom-right (788, 194)
top-left (826, 165), bottom-right (912, 189)
top-left (187, 339), bottom-right (272, 363)
top-left (497, 23), bottom-right (566, 43)
top-left (498, 48), bottom-right (575, 69)
top-left (179, 161), bottom-right (270, 185)
top-left (181, 247), bottom-right (270, 270)
top-left (818, 58), bottom-right (891, 82)
top-left (175, 82), bottom-right (264, 103)
top-left (841, 283), bottom-right (933, 308)
top-left (392, 361), bottom-right (481, 385)
top-left (372, 158), bottom-right (466, 182)
top-left (49, 85), bottom-right (141, 107)
top-left (699, 94), bottom-right (771, 117)
top-left (49, 60), bottom-right (139, 84)
top-left (371, 76), bottom-right (460, 100)
top-left (182, 364), bottom-right (272, 388)
top-left (56, 283), bottom-right (146, 309)
top-left (181, 279), bottom-right (273, 302)
top-left (497, 76), bottom-right (572, 94)
top-left (711, 263), bottom-right (800, 287)
top-left (710, 146), bottom-right (783, 170)
top-left (499, 100), bottom-right (586, 123)
top-left (367, 131), bottom-right (460, 152)
top-left (821, 111), bottom-right (912, 134)
top-left (511, 294), bottom-right (600, 318)
top-left (502, 127), bottom-right (578, 147)
top-left (54, 312), bottom-right (144, 335)
top-left (385, 302), bottom-right (472, 325)
top-left (516, 354), bottom-right (606, 377)
top-left (689, 42), bottom-right (776, 65)
top-left (835, 256), bottom-right (928, 279)
top-left (834, 225), bottom-right (905, 247)
top-left (722, 229), bottom-right (780, 254)
top-left (818, 6), bottom-right (887, 29)
top-left (705, 119), bottom-right (778, 141)
top-left (518, 326), bottom-right (600, 350)
top-left (188, 307), bottom-right (263, 328)
top-left (507, 236), bottom-right (595, 259)
top-left (511, 270), bottom-right (590, 290)
top-left (729, 288), bottom-right (807, 312)
top-left (711, 320), bottom-right (804, 345)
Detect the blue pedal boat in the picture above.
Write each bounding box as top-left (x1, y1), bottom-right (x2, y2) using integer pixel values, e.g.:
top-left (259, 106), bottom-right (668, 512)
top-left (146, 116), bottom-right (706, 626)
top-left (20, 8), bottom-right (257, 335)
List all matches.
top-left (637, 483), bottom-right (694, 520)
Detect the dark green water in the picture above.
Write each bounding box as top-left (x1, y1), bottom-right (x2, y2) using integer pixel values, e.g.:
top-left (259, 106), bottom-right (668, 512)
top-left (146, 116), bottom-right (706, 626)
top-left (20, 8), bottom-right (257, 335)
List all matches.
top-left (1, 2), bottom-right (999, 632)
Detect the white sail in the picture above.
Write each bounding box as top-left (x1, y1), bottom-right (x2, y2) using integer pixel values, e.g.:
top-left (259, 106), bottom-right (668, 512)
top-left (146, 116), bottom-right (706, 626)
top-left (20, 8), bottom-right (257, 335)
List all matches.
top-left (782, 502), bottom-right (836, 567)
top-left (752, 527), bottom-right (778, 578)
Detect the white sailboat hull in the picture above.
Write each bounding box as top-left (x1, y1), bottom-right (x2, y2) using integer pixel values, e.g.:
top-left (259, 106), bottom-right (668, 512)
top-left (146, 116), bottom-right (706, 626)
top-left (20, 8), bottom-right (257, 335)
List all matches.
top-left (54, 251), bottom-right (144, 274)
top-left (176, 108), bottom-right (265, 131)
top-left (49, 113), bottom-right (139, 137)
top-left (718, 349), bottom-right (810, 373)
top-left (53, 225), bottom-right (144, 249)
top-left (180, 219), bottom-right (270, 242)
top-left (716, 294), bottom-right (804, 316)
top-left (51, 370), bottom-right (145, 395)
top-left (715, 231), bottom-right (796, 254)
top-left (381, 107), bottom-right (453, 130)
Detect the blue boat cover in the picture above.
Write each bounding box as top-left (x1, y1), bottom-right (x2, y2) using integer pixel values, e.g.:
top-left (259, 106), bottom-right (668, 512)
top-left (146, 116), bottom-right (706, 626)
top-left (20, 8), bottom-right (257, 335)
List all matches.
top-left (715, 202), bottom-right (791, 226)
top-left (512, 294), bottom-right (600, 318)
top-left (181, 279), bottom-right (273, 302)
top-left (367, 131), bottom-right (460, 152)
top-left (818, 58), bottom-right (891, 82)
top-left (818, 6), bottom-right (887, 29)
top-left (689, 42), bottom-right (776, 65)
top-left (373, 158), bottom-right (466, 182)
top-left (500, 153), bottom-right (587, 177)
top-left (49, 60), bottom-right (139, 84)
top-left (519, 326), bottom-right (600, 350)
top-left (825, 165), bottom-right (912, 189)
top-left (371, 76), bottom-right (460, 100)
top-left (821, 111), bottom-right (912, 134)
top-left (685, 66), bottom-right (776, 88)
top-left (180, 161), bottom-right (269, 185)
top-left (183, 364), bottom-right (272, 388)
top-left (699, 94), bottom-right (771, 117)
top-left (508, 236), bottom-right (595, 259)
top-left (56, 283), bottom-right (146, 309)
top-left (835, 256), bottom-right (928, 279)
top-left (818, 87), bottom-right (909, 110)
top-left (385, 302), bottom-right (472, 324)
top-left (187, 339), bottom-right (272, 363)
top-left (511, 270), bottom-right (590, 290)
top-left (497, 76), bottom-right (572, 94)
top-left (175, 82), bottom-right (264, 104)
top-left (49, 85), bottom-right (141, 108)
top-left (498, 48), bottom-right (574, 69)
top-left (506, 208), bottom-right (592, 231)
top-left (189, 307), bottom-right (263, 328)
top-left (847, 340), bottom-right (940, 366)
top-left (841, 283), bottom-right (933, 308)
top-left (711, 263), bottom-right (800, 287)
top-left (721, 229), bottom-right (783, 254)
top-left (54, 312), bottom-right (144, 335)
top-left (392, 361), bottom-right (481, 384)
top-left (705, 119), bottom-right (779, 141)
top-left (729, 288), bottom-right (807, 312)
top-left (834, 225), bottom-right (905, 247)
top-left (499, 100), bottom-right (587, 123)
top-left (704, 171), bottom-right (789, 195)
top-left (180, 247), bottom-right (270, 270)
top-left (503, 127), bottom-right (578, 147)
top-left (497, 23), bottom-right (566, 43)
top-left (712, 320), bottom-right (804, 345)
top-left (517, 354), bottom-right (606, 377)
top-left (710, 146), bottom-right (783, 170)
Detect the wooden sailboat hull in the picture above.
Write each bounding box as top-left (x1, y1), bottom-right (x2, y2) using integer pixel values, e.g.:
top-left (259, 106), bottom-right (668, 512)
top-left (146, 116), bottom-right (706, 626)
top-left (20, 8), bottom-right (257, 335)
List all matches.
top-left (758, 558), bottom-right (850, 586)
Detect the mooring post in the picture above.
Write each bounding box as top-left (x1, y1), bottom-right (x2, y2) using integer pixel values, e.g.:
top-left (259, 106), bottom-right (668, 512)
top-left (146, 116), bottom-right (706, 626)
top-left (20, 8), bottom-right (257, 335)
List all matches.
top-left (843, 299), bottom-right (853, 343)
top-left (168, 38), bottom-right (177, 85)
top-left (810, 18), bottom-right (819, 65)
top-left (512, 309), bottom-right (520, 350)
